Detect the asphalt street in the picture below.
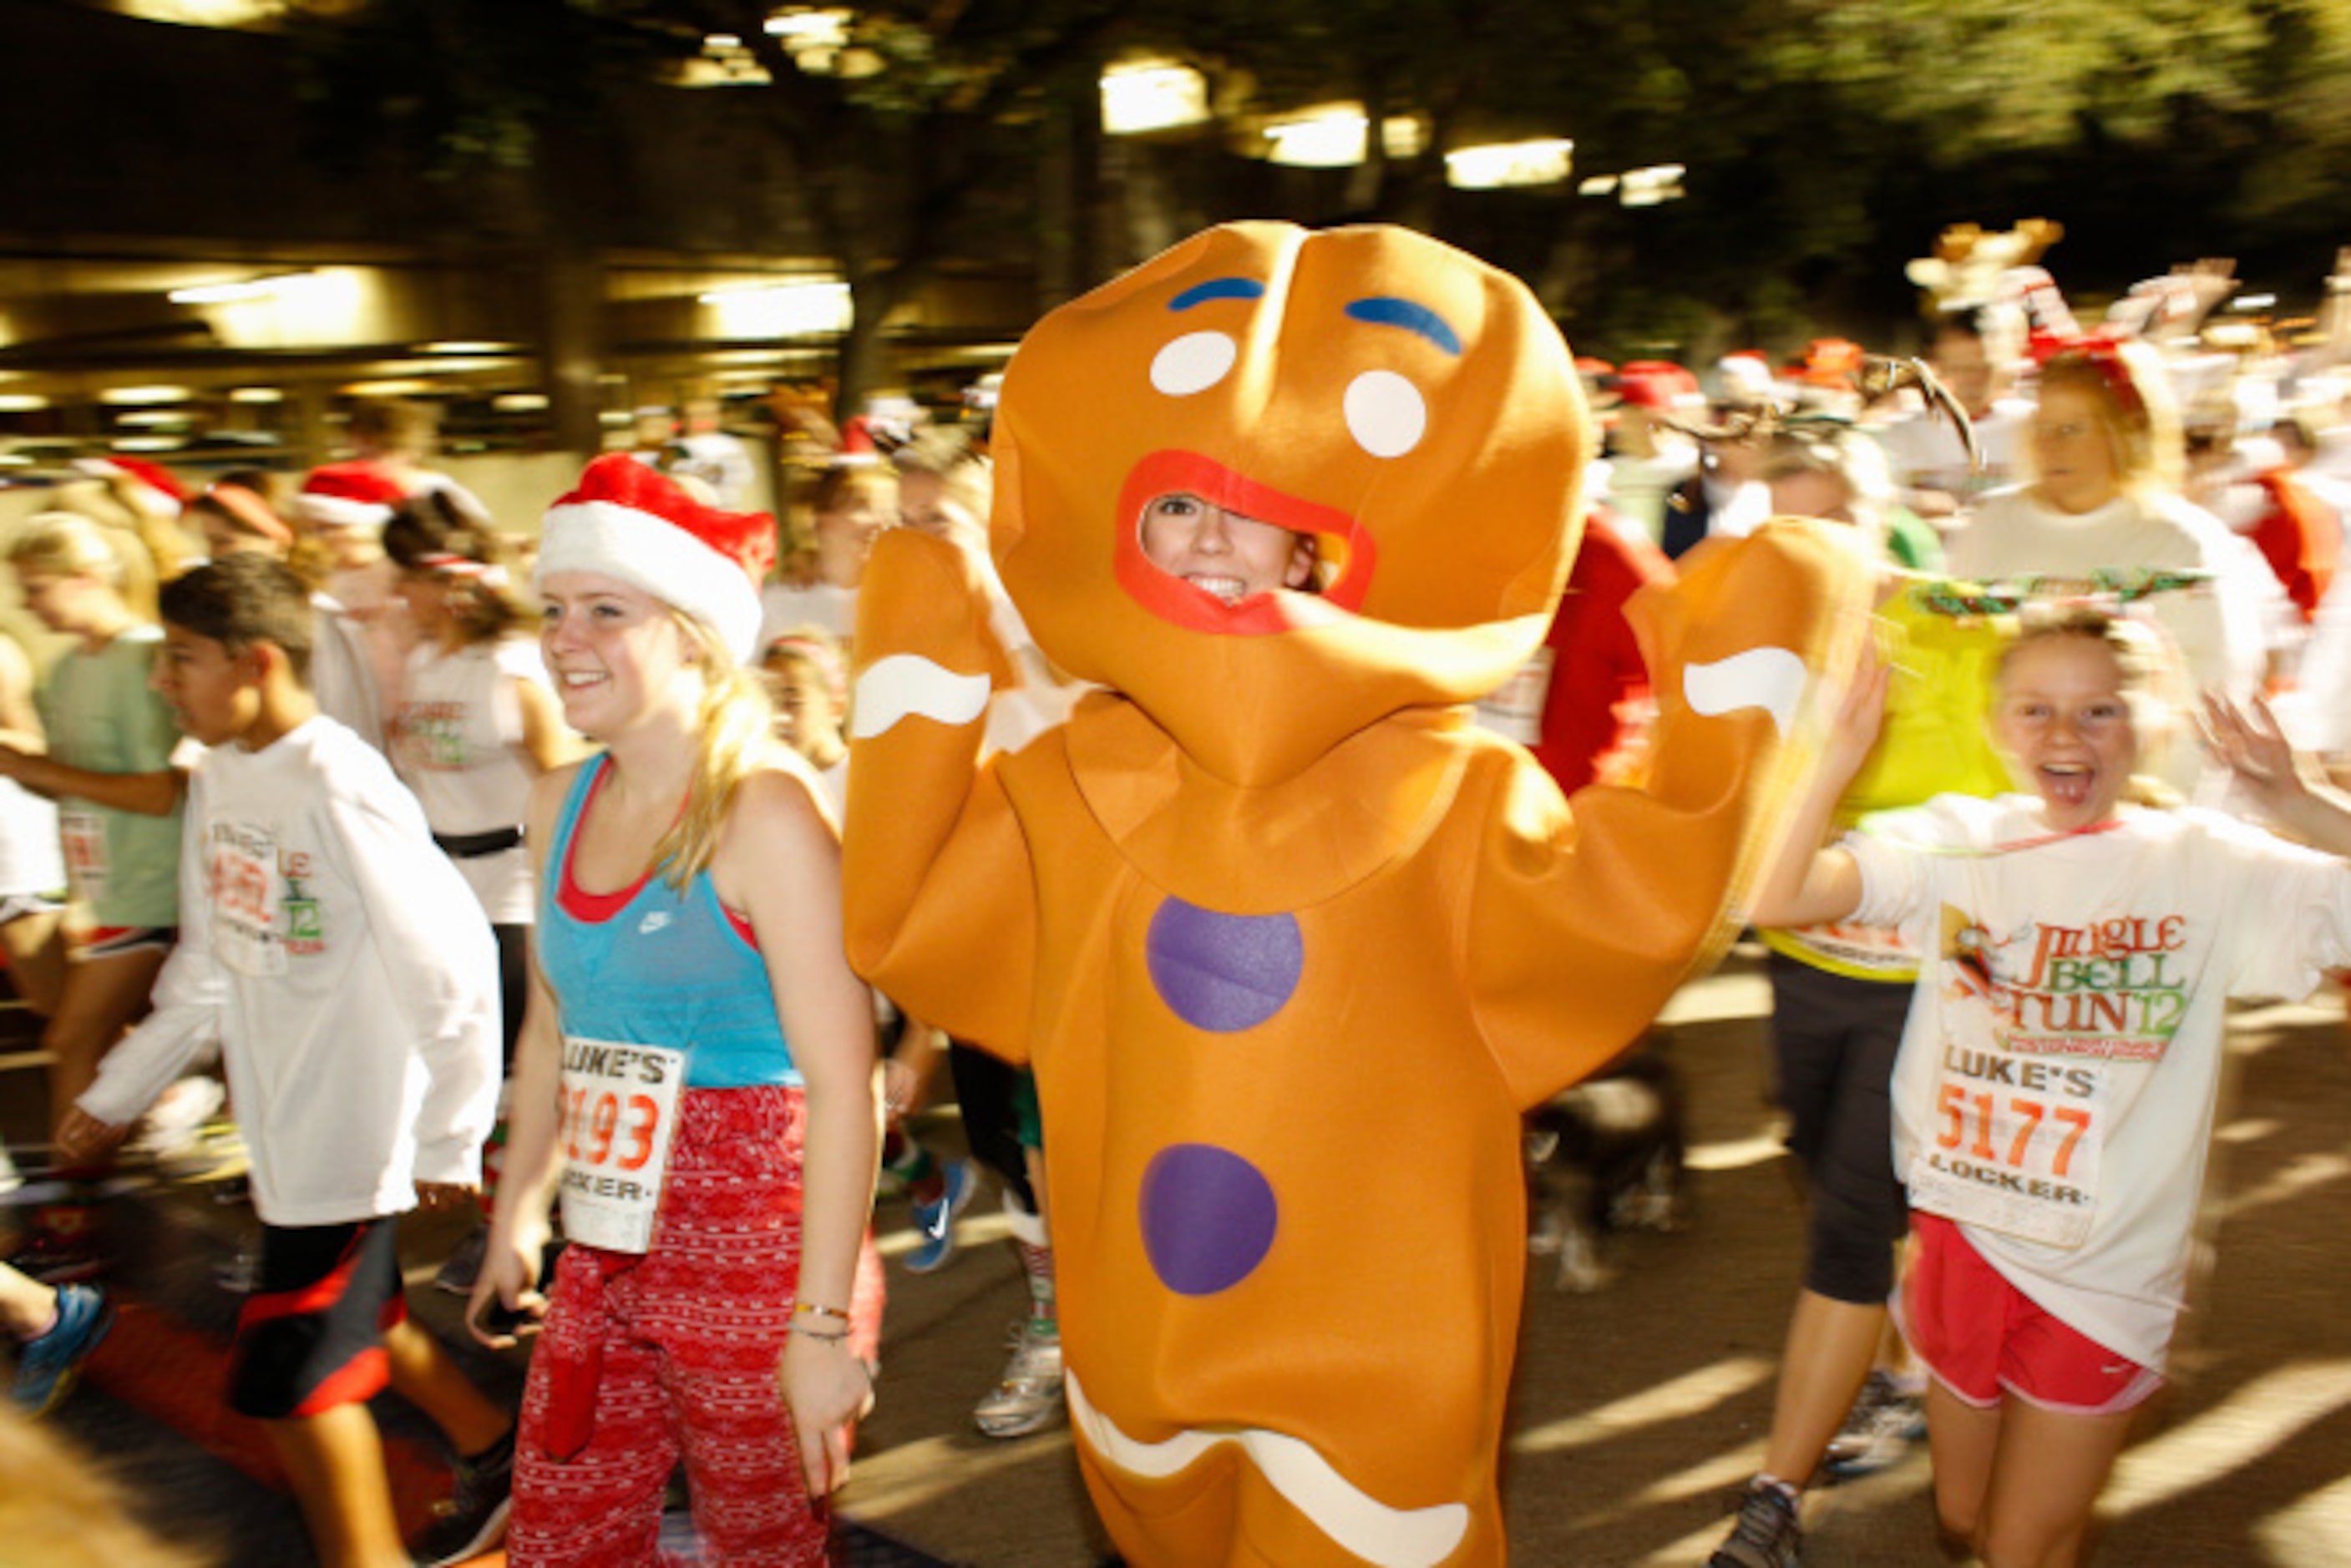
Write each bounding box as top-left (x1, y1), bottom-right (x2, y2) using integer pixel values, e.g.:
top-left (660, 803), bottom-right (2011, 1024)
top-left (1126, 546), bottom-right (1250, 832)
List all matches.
top-left (17, 944), bottom-right (2351, 1565)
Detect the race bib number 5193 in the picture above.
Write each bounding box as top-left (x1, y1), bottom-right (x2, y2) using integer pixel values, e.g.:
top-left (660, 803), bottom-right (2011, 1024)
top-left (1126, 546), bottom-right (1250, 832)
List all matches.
top-left (557, 1038), bottom-right (686, 1254)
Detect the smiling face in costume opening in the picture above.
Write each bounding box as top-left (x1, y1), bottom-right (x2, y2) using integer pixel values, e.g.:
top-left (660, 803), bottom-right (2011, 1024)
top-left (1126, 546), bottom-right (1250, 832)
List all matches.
top-left (991, 222), bottom-right (1589, 787)
top-left (1137, 492), bottom-right (1318, 606)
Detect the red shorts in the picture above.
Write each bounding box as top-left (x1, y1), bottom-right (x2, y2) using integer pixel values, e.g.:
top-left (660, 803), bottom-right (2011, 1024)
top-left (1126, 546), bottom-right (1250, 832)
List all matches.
top-left (1901, 1212), bottom-right (2163, 1417)
top-left (229, 1218), bottom-right (408, 1419)
top-left (80, 924), bottom-right (177, 959)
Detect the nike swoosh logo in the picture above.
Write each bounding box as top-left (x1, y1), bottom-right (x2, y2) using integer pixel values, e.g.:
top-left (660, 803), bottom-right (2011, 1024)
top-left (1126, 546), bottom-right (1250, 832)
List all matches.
top-left (1067, 1369), bottom-right (1470, 1568)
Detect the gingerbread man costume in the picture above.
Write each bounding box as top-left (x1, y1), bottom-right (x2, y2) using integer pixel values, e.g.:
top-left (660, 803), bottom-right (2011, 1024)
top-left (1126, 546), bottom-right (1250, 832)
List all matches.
top-left (844, 222), bottom-right (1867, 1565)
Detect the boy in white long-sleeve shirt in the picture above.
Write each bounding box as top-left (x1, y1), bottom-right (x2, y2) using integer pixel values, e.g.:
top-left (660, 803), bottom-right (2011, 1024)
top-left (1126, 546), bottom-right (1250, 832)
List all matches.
top-left (58, 554), bottom-right (514, 1568)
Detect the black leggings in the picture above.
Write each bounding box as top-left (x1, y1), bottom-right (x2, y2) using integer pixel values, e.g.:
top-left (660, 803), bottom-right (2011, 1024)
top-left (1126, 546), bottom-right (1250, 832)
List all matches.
top-left (1766, 951), bottom-right (1912, 1304)
top-left (949, 1041), bottom-right (1038, 1215)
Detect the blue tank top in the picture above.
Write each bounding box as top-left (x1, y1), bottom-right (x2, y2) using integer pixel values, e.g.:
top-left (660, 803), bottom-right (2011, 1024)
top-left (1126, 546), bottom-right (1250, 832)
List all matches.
top-left (537, 756), bottom-right (799, 1089)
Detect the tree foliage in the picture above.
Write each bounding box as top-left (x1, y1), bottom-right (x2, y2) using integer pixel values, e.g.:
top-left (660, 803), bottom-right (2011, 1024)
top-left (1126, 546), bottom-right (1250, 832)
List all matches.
top-left (273, 0), bottom-right (2351, 396)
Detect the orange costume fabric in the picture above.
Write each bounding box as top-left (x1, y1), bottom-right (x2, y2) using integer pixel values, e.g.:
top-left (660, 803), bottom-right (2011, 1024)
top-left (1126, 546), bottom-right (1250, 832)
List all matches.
top-left (844, 223), bottom-right (1867, 1566)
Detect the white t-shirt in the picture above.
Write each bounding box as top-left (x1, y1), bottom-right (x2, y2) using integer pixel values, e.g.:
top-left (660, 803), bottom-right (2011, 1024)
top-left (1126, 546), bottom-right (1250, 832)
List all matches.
top-left (312, 592), bottom-right (385, 753)
top-left (1848, 795), bottom-right (2351, 1368)
top-left (1876, 397), bottom-right (2033, 508)
top-left (79, 717), bottom-right (501, 1227)
top-left (1949, 486), bottom-right (2272, 792)
top-left (394, 638), bottom-right (551, 923)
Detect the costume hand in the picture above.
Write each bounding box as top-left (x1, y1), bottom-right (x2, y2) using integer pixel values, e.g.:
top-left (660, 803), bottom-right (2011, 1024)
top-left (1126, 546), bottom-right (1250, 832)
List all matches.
top-left (55, 1107), bottom-right (127, 1164)
top-left (779, 1330), bottom-right (874, 1498)
top-left (465, 1230), bottom-right (550, 1350)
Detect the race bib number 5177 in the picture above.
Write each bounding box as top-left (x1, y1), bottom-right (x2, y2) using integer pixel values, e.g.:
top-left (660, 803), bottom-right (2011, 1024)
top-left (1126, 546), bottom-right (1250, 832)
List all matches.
top-left (556, 1039), bottom-right (686, 1254)
top-left (1908, 1046), bottom-right (2110, 1250)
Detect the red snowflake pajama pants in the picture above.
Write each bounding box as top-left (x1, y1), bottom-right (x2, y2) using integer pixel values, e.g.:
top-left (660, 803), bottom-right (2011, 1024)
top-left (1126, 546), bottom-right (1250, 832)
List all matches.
top-left (508, 1085), bottom-right (885, 1567)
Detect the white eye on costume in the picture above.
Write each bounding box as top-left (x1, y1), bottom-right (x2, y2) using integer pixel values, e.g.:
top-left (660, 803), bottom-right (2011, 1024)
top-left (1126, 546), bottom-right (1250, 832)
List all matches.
top-left (1344, 370), bottom-right (1426, 458)
top-left (1152, 331), bottom-right (1239, 397)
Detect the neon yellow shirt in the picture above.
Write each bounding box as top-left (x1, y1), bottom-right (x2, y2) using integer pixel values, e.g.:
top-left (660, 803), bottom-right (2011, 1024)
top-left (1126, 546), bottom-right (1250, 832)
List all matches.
top-left (1761, 579), bottom-right (2012, 982)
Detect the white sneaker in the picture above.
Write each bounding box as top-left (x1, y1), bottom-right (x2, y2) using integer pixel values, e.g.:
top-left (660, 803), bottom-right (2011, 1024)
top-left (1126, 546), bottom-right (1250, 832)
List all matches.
top-left (973, 1322), bottom-right (1065, 1439)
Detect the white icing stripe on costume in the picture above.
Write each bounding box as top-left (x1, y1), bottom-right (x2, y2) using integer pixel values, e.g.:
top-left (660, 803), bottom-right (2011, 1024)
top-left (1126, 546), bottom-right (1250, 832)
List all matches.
top-left (1684, 647), bottom-right (1808, 739)
top-left (850, 655), bottom-right (993, 739)
top-left (1067, 1371), bottom-right (1471, 1568)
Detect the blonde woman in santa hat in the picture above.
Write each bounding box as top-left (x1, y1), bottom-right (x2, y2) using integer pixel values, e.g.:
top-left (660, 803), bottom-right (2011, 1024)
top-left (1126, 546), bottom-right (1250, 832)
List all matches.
top-left (469, 455), bottom-right (883, 1565)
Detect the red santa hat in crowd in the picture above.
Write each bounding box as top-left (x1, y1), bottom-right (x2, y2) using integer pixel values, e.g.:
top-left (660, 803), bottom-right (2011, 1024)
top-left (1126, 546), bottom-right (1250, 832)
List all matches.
top-left (75, 456), bottom-right (188, 517)
top-left (293, 461), bottom-right (407, 531)
top-left (535, 453), bottom-right (776, 663)
top-left (1612, 360), bottom-right (1704, 412)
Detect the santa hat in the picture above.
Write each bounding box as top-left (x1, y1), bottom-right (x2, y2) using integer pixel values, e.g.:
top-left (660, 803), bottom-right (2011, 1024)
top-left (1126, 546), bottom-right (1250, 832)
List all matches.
top-left (1613, 360), bottom-right (1703, 412)
top-left (536, 453), bottom-right (776, 663)
top-left (76, 456), bottom-right (188, 515)
top-left (294, 462), bottom-right (406, 531)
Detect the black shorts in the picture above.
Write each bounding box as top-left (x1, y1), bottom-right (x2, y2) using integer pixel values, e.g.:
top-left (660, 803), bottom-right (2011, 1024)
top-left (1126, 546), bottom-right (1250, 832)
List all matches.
top-left (228, 1217), bottom-right (407, 1419)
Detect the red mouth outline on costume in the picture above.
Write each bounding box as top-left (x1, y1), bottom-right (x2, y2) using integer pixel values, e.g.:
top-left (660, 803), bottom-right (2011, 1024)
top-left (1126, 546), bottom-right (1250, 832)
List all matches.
top-left (1113, 450), bottom-right (1378, 635)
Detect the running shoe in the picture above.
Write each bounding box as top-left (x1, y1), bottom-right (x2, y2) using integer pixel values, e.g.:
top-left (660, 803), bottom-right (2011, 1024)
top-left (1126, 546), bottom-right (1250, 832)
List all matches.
top-left (904, 1158), bottom-right (976, 1275)
top-left (1708, 1478), bottom-right (1801, 1568)
top-left (10, 1282), bottom-right (113, 1416)
top-left (408, 1427), bottom-right (514, 1568)
top-left (1823, 1369), bottom-right (1927, 1478)
top-left (973, 1320), bottom-right (1065, 1440)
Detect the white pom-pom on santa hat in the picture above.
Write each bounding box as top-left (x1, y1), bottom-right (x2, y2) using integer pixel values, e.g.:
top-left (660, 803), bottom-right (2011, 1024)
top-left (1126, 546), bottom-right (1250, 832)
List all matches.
top-left (536, 453), bottom-right (776, 664)
top-left (294, 462), bottom-right (407, 532)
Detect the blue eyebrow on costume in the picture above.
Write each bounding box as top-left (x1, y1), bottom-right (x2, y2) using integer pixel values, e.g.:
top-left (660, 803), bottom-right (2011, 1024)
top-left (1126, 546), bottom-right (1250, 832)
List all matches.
top-left (1170, 277), bottom-right (1267, 311)
top-left (1345, 296), bottom-right (1462, 357)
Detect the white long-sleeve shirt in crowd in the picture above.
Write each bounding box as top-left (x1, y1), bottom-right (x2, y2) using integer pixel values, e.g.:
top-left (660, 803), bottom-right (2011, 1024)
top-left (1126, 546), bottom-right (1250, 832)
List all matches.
top-left (79, 716), bottom-right (501, 1227)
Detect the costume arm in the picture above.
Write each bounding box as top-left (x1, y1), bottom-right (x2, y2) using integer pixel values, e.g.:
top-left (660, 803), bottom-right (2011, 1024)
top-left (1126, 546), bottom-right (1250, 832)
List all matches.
top-left (1471, 520), bottom-right (1873, 1107)
top-left (841, 528), bottom-right (1036, 1059)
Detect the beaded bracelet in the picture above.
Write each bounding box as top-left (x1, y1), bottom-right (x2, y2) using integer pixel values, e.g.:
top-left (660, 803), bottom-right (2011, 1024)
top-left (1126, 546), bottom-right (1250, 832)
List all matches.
top-left (793, 1300), bottom-right (852, 1323)
top-left (793, 1323), bottom-right (849, 1344)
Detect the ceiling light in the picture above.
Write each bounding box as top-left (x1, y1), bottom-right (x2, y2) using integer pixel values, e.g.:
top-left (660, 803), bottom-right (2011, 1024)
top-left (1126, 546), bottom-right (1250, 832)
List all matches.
top-left (229, 387), bottom-right (285, 404)
top-left (167, 271), bottom-right (321, 306)
top-left (99, 386), bottom-right (194, 406)
top-left (699, 281), bottom-right (854, 337)
top-left (1445, 139), bottom-right (1575, 190)
top-left (1102, 60), bottom-right (1208, 135)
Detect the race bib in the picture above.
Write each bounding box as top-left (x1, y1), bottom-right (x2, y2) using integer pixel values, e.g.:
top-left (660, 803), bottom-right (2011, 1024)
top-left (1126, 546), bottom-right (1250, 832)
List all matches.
top-left (556, 1039), bottom-right (686, 1254)
top-left (207, 821), bottom-right (286, 976)
top-left (1907, 1045), bottom-right (2110, 1249)
top-left (61, 809), bottom-right (107, 904)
